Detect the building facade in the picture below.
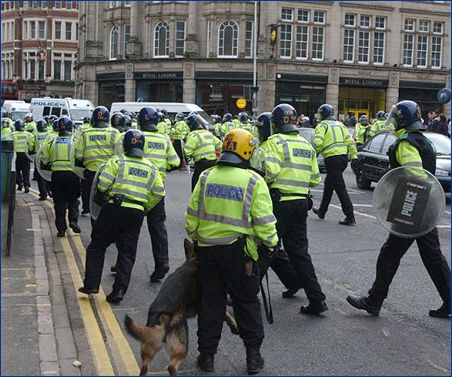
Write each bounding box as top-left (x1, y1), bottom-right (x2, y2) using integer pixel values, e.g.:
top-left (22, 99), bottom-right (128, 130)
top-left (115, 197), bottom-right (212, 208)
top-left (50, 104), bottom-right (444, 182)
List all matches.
top-left (75, 1), bottom-right (451, 120)
top-left (1, 1), bottom-right (79, 100)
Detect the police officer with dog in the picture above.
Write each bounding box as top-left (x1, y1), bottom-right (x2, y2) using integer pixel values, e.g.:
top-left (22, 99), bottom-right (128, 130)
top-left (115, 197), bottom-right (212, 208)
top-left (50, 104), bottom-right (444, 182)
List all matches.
top-left (186, 128), bottom-right (278, 375)
top-left (79, 129), bottom-right (165, 303)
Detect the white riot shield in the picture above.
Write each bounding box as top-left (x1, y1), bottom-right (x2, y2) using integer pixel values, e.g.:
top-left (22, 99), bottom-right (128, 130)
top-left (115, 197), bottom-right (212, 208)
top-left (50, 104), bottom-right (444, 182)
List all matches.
top-left (250, 145), bottom-right (266, 174)
top-left (35, 147), bottom-right (52, 182)
top-left (69, 141), bottom-right (85, 179)
top-left (373, 166), bottom-right (445, 238)
top-left (114, 134), bottom-right (125, 156)
top-left (89, 163), bottom-right (107, 221)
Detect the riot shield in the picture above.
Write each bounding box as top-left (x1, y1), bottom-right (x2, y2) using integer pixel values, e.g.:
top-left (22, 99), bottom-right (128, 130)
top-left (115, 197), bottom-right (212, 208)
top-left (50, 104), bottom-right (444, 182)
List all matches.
top-left (89, 163), bottom-right (107, 221)
top-left (373, 166), bottom-right (445, 238)
top-left (250, 145), bottom-right (266, 174)
top-left (114, 134), bottom-right (125, 156)
top-left (69, 141), bottom-right (85, 179)
top-left (35, 147), bottom-right (52, 182)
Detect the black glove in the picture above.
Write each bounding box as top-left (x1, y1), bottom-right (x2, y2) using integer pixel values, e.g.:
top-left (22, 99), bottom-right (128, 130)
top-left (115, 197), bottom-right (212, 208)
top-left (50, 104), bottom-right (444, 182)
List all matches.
top-left (351, 159), bottom-right (359, 170)
top-left (75, 159), bottom-right (85, 168)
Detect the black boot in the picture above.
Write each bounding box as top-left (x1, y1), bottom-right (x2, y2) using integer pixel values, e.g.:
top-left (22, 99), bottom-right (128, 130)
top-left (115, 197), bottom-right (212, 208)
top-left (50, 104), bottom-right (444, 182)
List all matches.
top-left (429, 303), bottom-right (450, 318)
top-left (69, 222), bottom-right (81, 233)
top-left (312, 207), bottom-right (325, 220)
top-left (339, 217), bottom-right (356, 226)
top-left (106, 288), bottom-right (126, 303)
top-left (197, 353), bottom-right (214, 372)
top-left (78, 286), bottom-right (99, 295)
top-left (282, 287), bottom-right (299, 298)
top-left (246, 347), bottom-right (264, 375)
top-left (150, 265), bottom-right (169, 282)
top-left (300, 300), bottom-right (328, 315)
top-left (346, 295), bottom-right (381, 316)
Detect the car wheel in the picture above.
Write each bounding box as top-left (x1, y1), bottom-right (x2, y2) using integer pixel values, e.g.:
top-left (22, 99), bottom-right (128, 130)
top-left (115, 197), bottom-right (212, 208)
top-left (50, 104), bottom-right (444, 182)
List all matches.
top-left (356, 168), bottom-right (372, 190)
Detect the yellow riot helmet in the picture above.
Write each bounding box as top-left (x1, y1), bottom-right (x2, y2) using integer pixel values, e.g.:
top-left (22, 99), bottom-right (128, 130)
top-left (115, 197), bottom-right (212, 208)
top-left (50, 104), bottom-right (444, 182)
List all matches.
top-left (218, 128), bottom-right (256, 165)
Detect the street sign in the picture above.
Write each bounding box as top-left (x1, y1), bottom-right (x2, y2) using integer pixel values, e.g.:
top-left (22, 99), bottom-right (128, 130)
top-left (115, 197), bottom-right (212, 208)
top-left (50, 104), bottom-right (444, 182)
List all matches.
top-left (236, 98), bottom-right (247, 109)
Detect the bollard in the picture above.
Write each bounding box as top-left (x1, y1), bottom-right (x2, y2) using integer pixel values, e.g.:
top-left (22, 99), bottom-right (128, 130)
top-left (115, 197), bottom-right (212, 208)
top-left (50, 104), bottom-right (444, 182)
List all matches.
top-left (1, 140), bottom-right (14, 202)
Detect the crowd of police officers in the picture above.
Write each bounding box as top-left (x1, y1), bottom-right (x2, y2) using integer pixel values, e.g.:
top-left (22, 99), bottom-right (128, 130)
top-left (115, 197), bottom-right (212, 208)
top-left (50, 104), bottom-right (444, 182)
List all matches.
top-left (1, 99), bottom-right (450, 374)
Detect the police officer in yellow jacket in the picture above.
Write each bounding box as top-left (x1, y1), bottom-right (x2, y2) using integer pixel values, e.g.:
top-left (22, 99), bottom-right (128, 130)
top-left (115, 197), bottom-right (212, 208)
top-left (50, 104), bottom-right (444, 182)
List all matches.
top-left (354, 115), bottom-right (370, 147)
top-left (137, 107), bottom-right (180, 282)
top-left (31, 120), bottom-right (52, 200)
top-left (75, 106), bottom-right (119, 215)
top-left (262, 104), bottom-right (327, 315)
top-left (172, 112), bottom-right (190, 169)
top-left (1, 110), bottom-right (14, 139)
top-left (186, 128), bottom-right (278, 375)
top-left (79, 129), bottom-right (165, 303)
top-left (24, 113), bottom-right (37, 134)
top-left (40, 117), bottom-right (81, 236)
top-left (185, 113), bottom-right (221, 191)
top-left (312, 104), bottom-right (358, 225)
top-left (12, 120), bottom-right (33, 192)
top-left (368, 110), bottom-right (386, 138)
top-left (347, 101), bottom-right (450, 318)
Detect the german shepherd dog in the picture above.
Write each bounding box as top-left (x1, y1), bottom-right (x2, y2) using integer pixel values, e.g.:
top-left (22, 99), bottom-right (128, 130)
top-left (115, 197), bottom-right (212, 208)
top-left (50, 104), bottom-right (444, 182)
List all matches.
top-left (124, 239), bottom-right (239, 376)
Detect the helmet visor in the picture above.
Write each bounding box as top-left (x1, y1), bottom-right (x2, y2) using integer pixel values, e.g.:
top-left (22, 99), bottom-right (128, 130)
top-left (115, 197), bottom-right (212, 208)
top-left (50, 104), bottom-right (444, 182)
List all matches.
top-left (384, 105), bottom-right (399, 131)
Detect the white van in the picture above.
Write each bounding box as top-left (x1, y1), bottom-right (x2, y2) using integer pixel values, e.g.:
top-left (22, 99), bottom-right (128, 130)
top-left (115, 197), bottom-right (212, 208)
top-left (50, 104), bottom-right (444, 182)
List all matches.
top-left (31, 97), bottom-right (94, 127)
top-left (2, 101), bottom-right (31, 121)
top-left (110, 102), bottom-right (212, 123)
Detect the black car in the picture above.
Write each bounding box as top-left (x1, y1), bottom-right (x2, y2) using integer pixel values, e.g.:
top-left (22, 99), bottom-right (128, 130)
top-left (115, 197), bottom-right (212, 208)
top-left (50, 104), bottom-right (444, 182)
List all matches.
top-left (298, 127), bottom-right (326, 172)
top-left (353, 131), bottom-right (451, 193)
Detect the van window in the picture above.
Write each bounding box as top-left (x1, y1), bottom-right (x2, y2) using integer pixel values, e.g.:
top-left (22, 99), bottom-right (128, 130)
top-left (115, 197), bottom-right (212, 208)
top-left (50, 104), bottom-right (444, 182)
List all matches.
top-left (43, 106), bottom-right (51, 116)
top-left (51, 107), bottom-right (62, 116)
top-left (62, 108), bottom-right (68, 116)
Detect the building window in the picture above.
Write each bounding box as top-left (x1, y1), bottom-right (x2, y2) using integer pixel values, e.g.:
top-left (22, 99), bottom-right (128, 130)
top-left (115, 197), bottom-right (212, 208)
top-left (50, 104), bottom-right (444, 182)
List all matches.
top-left (32, 1), bottom-right (40, 9)
top-left (345, 14), bottom-right (355, 27)
top-left (52, 52), bottom-right (75, 80)
top-left (175, 21), bottom-right (186, 57)
top-left (54, 1), bottom-right (61, 9)
top-left (154, 21), bottom-right (169, 57)
top-left (311, 26), bottom-right (324, 61)
top-left (403, 34), bottom-right (414, 66)
top-left (110, 25), bottom-right (119, 60)
top-left (30, 21), bottom-right (36, 39)
top-left (65, 22), bottom-right (72, 40)
top-left (404, 19), bottom-right (415, 32)
top-left (53, 53), bottom-right (62, 80)
top-left (279, 24), bottom-right (292, 58)
top-left (418, 20), bottom-right (429, 33)
top-left (313, 10), bottom-right (325, 24)
top-left (66, 1), bottom-right (73, 10)
top-left (124, 23), bottom-right (131, 51)
top-left (245, 21), bottom-right (253, 58)
top-left (343, 29), bottom-right (355, 62)
top-left (416, 35), bottom-right (428, 67)
top-left (373, 31), bottom-right (385, 64)
top-left (218, 21), bottom-right (238, 58)
top-left (206, 20), bottom-right (212, 57)
top-left (297, 9), bottom-right (309, 23)
top-left (55, 21), bottom-right (61, 39)
top-left (375, 16), bottom-right (385, 29)
top-left (360, 15), bottom-right (371, 28)
top-left (295, 25), bottom-right (308, 60)
top-left (281, 8), bottom-right (293, 22)
top-left (358, 31), bottom-right (370, 63)
top-left (431, 36), bottom-right (442, 68)
top-left (38, 20), bottom-right (45, 39)
top-left (64, 54), bottom-right (72, 80)
top-left (433, 21), bottom-right (443, 34)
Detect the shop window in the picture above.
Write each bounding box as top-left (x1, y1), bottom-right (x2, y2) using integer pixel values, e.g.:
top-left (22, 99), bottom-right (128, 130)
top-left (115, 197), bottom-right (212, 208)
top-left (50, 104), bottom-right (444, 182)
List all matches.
top-left (403, 34), bottom-right (414, 66)
top-left (431, 36), bottom-right (442, 68)
top-left (110, 25), bottom-right (119, 60)
top-left (218, 21), bottom-right (238, 58)
top-left (298, 9), bottom-right (309, 23)
top-left (154, 21), bottom-right (169, 57)
top-left (311, 26), bottom-right (324, 61)
top-left (175, 21), bottom-right (186, 57)
top-left (358, 31), bottom-right (370, 63)
top-left (296, 25), bottom-right (308, 60)
top-left (245, 21), bottom-right (253, 58)
top-left (279, 24), bottom-right (292, 58)
top-left (343, 29), bottom-right (355, 62)
top-left (416, 35), bottom-right (428, 67)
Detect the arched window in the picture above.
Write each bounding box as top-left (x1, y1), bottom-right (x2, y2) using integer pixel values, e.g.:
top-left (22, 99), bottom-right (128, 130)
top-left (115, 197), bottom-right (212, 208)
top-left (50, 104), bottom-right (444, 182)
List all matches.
top-left (218, 21), bottom-right (238, 57)
top-left (154, 21), bottom-right (169, 57)
top-left (109, 26), bottom-right (119, 60)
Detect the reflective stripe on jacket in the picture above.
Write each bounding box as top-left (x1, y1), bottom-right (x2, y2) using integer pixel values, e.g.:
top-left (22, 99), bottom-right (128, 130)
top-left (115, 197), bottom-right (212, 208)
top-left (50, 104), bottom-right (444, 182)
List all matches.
top-left (143, 131), bottom-right (180, 179)
top-left (313, 120), bottom-right (357, 159)
top-left (41, 135), bottom-right (76, 172)
top-left (12, 131), bottom-right (32, 153)
top-left (184, 129), bottom-right (221, 162)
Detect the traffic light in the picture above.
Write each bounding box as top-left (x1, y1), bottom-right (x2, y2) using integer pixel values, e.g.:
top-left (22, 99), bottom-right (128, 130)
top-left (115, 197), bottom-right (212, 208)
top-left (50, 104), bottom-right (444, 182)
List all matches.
top-left (270, 24), bottom-right (277, 45)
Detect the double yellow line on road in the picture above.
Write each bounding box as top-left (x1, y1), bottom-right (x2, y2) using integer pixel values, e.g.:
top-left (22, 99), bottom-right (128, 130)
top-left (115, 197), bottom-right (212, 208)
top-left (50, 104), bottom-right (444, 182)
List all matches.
top-left (30, 190), bottom-right (139, 375)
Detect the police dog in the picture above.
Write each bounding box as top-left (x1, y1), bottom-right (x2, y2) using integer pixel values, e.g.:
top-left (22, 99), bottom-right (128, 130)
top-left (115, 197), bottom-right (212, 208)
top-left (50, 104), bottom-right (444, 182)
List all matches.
top-left (124, 239), bottom-right (238, 376)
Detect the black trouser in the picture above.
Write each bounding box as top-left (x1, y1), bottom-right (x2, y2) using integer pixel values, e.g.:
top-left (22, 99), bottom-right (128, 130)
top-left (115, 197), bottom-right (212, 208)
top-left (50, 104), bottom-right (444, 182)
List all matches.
top-left (16, 153), bottom-right (30, 189)
top-left (318, 154), bottom-right (354, 219)
top-left (268, 250), bottom-right (303, 290)
top-left (368, 228), bottom-right (450, 305)
top-left (273, 199), bottom-right (326, 303)
top-left (84, 204), bottom-right (144, 292)
top-left (81, 169), bottom-right (96, 213)
top-left (197, 239), bottom-right (264, 355)
top-left (35, 163), bottom-right (50, 199)
top-left (191, 159), bottom-right (216, 191)
top-left (51, 171), bottom-right (81, 233)
top-left (146, 199), bottom-right (169, 269)
top-left (173, 139), bottom-right (184, 169)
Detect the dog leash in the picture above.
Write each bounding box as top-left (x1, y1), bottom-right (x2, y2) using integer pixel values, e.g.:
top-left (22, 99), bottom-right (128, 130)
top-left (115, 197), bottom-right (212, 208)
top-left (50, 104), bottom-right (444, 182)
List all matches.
top-left (260, 270), bottom-right (273, 324)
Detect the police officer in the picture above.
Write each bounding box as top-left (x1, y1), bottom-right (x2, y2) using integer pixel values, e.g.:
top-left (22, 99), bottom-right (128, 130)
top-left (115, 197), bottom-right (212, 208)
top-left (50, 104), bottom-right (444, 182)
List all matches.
top-left (220, 113), bottom-right (236, 140)
top-left (111, 112), bottom-right (127, 133)
top-left (354, 115), bottom-right (370, 147)
top-left (31, 120), bottom-right (52, 200)
top-left (75, 106), bottom-right (119, 215)
top-left (1, 110), bottom-right (14, 139)
top-left (40, 117), bottom-right (81, 237)
top-left (24, 113), bottom-right (37, 133)
top-left (368, 110), bottom-right (387, 138)
top-left (79, 129), bottom-right (165, 303)
top-left (185, 113), bottom-right (221, 191)
top-left (12, 120), bottom-right (33, 192)
top-left (312, 104), bottom-right (358, 225)
top-left (48, 115), bottom-right (59, 133)
top-left (211, 114), bottom-right (222, 139)
top-left (172, 112), bottom-right (190, 169)
top-left (347, 101), bottom-right (451, 318)
top-left (81, 116), bottom-right (91, 130)
top-left (137, 107), bottom-right (180, 282)
top-left (239, 112), bottom-right (258, 138)
top-left (186, 128), bottom-right (278, 374)
top-left (261, 104), bottom-right (327, 315)
top-left (156, 111), bottom-right (169, 135)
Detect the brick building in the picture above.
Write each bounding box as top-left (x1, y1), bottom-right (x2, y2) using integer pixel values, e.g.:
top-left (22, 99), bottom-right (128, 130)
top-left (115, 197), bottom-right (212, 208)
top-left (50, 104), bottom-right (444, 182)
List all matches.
top-left (76, 1), bottom-right (450, 120)
top-left (1, 1), bottom-right (79, 100)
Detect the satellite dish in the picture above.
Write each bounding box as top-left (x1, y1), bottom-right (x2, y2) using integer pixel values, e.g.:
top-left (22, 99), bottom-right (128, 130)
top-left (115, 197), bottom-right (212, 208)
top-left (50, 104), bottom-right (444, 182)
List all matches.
top-left (437, 88), bottom-right (451, 104)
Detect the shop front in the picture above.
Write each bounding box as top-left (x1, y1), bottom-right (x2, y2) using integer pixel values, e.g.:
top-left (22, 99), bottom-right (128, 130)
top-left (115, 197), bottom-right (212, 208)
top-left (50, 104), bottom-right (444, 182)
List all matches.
top-left (195, 72), bottom-right (253, 116)
top-left (275, 74), bottom-right (327, 121)
top-left (98, 73), bottom-right (125, 109)
top-left (398, 81), bottom-right (445, 121)
top-left (135, 72), bottom-right (183, 102)
top-left (338, 77), bottom-right (388, 121)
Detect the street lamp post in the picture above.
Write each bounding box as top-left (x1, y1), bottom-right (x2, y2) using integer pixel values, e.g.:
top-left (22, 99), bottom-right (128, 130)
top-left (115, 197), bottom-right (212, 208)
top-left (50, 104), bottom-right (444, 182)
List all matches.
top-left (252, 0), bottom-right (258, 118)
